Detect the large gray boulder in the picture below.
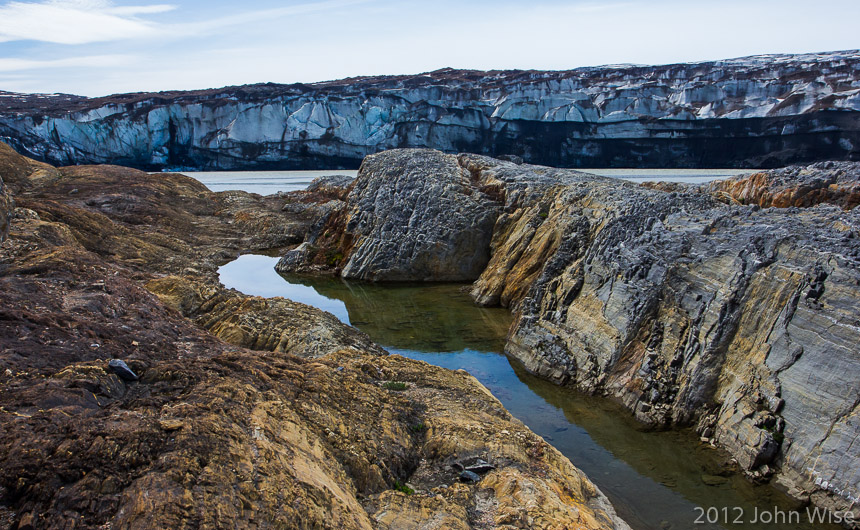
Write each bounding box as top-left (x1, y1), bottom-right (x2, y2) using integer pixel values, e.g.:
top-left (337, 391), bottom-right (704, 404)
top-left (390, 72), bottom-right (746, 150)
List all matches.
top-left (339, 149), bottom-right (502, 281)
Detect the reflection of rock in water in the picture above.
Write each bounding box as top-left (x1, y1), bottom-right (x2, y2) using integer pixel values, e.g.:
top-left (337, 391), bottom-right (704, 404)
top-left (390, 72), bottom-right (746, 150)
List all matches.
top-left (279, 275), bottom-right (512, 353)
top-left (504, 360), bottom-right (828, 530)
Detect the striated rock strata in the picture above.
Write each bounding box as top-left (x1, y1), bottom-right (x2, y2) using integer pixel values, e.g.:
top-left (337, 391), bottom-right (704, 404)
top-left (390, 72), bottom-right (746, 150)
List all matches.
top-left (283, 148), bottom-right (860, 523)
top-left (0, 143), bottom-right (629, 529)
top-left (1, 51), bottom-right (859, 170)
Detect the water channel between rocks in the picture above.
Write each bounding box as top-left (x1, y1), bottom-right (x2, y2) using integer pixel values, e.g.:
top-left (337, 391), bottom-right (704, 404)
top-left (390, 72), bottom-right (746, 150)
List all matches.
top-left (218, 254), bottom-right (838, 530)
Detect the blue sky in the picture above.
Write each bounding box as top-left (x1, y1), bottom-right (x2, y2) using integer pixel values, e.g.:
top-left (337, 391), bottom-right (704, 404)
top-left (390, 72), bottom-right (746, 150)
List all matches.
top-left (0, 0), bottom-right (858, 96)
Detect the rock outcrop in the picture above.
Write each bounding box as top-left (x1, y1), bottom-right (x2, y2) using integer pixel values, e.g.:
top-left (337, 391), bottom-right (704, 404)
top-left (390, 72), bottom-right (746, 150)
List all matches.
top-left (1, 51), bottom-right (859, 170)
top-left (0, 143), bottom-right (630, 529)
top-left (704, 161), bottom-right (860, 209)
top-left (147, 275), bottom-right (387, 358)
top-left (284, 148), bottom-right (860, 523)
top-left (644, 161), bottom-right (860, 210)
top-left (339, 149), bottom-right (500, 281)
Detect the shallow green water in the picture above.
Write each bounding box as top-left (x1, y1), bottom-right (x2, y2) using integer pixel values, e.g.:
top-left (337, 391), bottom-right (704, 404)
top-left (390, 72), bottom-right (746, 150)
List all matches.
top-left (219, 254), bottom-right (840, 530)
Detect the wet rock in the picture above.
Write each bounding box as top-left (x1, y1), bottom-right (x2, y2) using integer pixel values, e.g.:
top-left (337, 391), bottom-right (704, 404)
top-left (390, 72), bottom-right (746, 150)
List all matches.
top-left (459, 470), bottom-right (481, 483)
top-left (108, 359), bottom-right (138, 381)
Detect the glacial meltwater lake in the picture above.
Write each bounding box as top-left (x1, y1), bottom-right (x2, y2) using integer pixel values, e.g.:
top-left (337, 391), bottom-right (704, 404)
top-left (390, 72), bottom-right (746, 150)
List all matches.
top-left (182, 168), bottom-right (751, 195)
top-left (181, 170), bottom-right (359, 194)
top-left (218, 254), bottom-right (840, 530)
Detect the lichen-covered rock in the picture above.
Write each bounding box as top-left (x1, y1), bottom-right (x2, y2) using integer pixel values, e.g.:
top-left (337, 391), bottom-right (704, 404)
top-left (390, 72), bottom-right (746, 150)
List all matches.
top-left (705, 161), bottom-right (860, 209)
top-left (643, 161), bottom-right (860, 210)
top-left (147, 275), bottom-right (387, 358)
top-left (306, 174), bottom-right (355, 199)
top-left (0, 143), bottom-right (630, 530)
top-left (490, 166), bottom-right (860, 521)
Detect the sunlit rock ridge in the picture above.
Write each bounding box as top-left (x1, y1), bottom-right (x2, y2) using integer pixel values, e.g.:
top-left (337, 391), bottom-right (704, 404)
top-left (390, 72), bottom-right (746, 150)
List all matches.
top-left (1, 50), bottom-right (859, 170)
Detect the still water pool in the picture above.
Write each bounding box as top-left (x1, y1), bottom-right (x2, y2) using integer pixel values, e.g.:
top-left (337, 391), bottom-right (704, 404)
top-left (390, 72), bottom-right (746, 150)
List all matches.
top-left (218, 254), bottom-right (836, 530)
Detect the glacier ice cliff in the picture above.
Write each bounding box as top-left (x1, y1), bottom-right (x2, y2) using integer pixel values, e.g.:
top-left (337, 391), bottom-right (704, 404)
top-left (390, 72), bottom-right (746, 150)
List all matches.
top-left (0, 51), bottom-right (859, 170)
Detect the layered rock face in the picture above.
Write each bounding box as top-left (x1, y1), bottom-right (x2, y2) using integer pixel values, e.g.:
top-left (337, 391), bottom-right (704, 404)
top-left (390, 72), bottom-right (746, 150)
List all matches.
top-left (284, 148), bottom-right (860, 523)
top-left (704, 161), bottom-right (860, 209)
top-left (0, 143), bottom-right (629, 529)
top-left (644, 160), bottom-right (860, 210)
top-left (1, 51), bottom-right (859, 170)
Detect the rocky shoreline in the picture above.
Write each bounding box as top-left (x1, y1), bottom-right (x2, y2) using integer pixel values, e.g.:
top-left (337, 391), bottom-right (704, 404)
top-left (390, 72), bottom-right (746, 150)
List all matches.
top-left (0, 143), bottom-right (629, 529)
top-left (279, 148), bottom-right (860, 524)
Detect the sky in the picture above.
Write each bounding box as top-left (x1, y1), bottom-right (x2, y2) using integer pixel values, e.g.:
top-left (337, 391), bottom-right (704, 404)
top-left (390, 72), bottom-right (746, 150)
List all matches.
top-left (0, 0), bottom-right (857, 96)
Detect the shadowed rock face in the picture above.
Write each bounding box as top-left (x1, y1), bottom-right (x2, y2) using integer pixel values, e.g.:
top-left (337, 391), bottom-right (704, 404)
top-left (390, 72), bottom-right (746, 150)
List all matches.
top-left (0, 143), bottom-right (630, 530)
top-left (1, 51), bottom-right (858, 170)
top-left (283, 148), bottom-right (860, 524)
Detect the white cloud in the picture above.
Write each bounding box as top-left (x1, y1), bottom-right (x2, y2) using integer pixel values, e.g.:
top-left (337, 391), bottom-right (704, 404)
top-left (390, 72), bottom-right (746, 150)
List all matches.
top-left (170, 0), bottom-right (372, 36)
top-left (0, 0), bottom-right (175, 44)
top-left (0, 54), bottom-right (133, 72)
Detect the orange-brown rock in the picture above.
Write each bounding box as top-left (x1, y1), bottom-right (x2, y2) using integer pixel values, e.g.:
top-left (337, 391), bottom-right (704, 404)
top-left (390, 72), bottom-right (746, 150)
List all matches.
top-left (642, 161), bottom-right (860, 210)
top-left (0, 143), bottom-right (630, 529)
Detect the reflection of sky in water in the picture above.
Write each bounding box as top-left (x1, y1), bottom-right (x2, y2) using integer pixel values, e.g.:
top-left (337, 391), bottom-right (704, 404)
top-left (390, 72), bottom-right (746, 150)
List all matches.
top-left (218, 254), bottom-right (351, 322)
top-left (218, 254), bottom-right (836, 530)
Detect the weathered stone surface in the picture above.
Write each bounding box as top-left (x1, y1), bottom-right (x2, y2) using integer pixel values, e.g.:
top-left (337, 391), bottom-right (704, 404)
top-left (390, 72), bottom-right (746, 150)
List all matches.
top-left (306, 174), bottom-right (355, 199)
top-left (312, 148), bottom-right (860, 523)
top-left (2, 51), bottom-right (859, 170)
top-left (0, 143), bottom-right (630, 530)
top-left (147, 275), bottom-right (387, 358)
top-left (493, 168), bottom-right (860, 521)
top-left (705, 161), bottom-right (860, 209)
top-left (279, 149), bottom-right (503, 281)
top-left (643, 161), bottom-right (860, 210)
